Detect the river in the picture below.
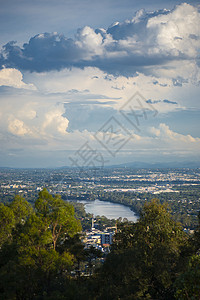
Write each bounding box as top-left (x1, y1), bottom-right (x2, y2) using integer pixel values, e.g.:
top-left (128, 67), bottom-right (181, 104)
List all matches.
top-left (76, 199), bottom-right (138, 222)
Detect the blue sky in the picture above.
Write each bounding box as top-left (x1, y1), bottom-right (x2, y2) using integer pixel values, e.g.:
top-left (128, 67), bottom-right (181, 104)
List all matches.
top-left (0, 0), bottom-right (200, 167)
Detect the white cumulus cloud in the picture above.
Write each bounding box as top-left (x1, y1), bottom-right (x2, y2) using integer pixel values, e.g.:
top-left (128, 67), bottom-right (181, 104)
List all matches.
top-left (0, 68), bottom-right (36, 89)
top-left (8, 118), bottom-right (30, 136)
top-left (42, 105), bottom-right (69, 136)
top-left (147, 3), bottom-right (200, 58)
top-left (150, 123), bottom-right (200, 143)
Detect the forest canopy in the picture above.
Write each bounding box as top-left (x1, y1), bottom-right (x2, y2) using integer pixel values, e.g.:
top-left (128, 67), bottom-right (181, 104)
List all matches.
top-left (0, 190), bottom-right (200, 299)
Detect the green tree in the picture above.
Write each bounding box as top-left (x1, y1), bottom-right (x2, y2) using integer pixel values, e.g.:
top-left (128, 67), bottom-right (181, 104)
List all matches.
top-left (190, 211), bottom-right (200, 253)
top-left (9, 195), bottom-right (33, 225)
top-left (85, 246), bottom-right (102, 276)
top-left (174, 211), bottom-right (200, 300)
top-left (0, 189), bottom-right (82, 299)
top-left (175, 254), bottom-right (200, 300)
top-left (0, 203), bottom-right (15, 246)
top-left (62, 234), bottom-right (86, 277)
top-left (35, 188), bottom-right (81, 250)
top-left (96, 199), bottom-right (187, 300)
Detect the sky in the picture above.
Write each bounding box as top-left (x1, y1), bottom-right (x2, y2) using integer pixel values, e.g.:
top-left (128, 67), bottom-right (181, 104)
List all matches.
top-left (0, 0), bottom-right (200, 168)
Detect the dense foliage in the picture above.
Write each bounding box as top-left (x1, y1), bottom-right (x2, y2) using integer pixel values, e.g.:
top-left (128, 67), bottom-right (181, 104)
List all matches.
top-left (0, 191), bottom-right (200, 299)
top-left (94, 200), bottom-right (187, 299)
top-left (0, 189), bottom-right (83, 299)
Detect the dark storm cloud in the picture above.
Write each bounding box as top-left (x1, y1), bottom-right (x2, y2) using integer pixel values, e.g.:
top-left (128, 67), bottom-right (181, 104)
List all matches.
top-left (0, 3), bottom-right (199, 75)
top-left (0, 33), bottom-right (84, 72)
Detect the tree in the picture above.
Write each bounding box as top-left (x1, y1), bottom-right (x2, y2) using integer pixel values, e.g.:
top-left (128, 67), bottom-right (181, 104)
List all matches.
top-left (0, 189), bottom-right (82, 299)
top-left (35, 188), bottom-right (81, 250)
top-left (174, 211), bottom-right (200, 299)
top-left (190, 211), bottom-right (200, 253)
top-left (96, 199), bottom-right (187, 300)
top-left (175, 254), bottom-right (200, 300)
top-left (9, 195), bottom-right (33, 225)
top-left (0, 203), bottom-right (15, 246)
top-left (61, 233), bottom-right (86, 277)
top-left (85, 246), bottom-right (102, 276)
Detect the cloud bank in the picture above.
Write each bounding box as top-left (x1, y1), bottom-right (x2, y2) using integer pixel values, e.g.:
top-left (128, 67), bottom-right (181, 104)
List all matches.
top-left (0, 2), bottom-right (199, 167)
top-left (0, 3), bottom-right (199, 76)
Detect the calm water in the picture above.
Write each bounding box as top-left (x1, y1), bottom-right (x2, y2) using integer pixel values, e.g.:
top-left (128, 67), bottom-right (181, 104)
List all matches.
top-left (77, 199), bottom-right (138, 222)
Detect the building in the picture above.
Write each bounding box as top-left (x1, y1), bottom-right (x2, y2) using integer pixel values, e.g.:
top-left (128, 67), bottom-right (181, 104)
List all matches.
top-left (100, 232), bottom-right (114, 246)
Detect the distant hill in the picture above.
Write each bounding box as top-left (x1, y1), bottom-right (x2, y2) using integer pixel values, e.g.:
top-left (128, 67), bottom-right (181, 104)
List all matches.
top-left (1, 161), bottom-right (200, 170)
top-left (105, 161), bottom-right (200, 169)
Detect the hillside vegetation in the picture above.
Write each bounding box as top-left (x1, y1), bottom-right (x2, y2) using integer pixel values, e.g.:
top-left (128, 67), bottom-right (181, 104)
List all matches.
top-left (0, 190), bottom-right (200, 299)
